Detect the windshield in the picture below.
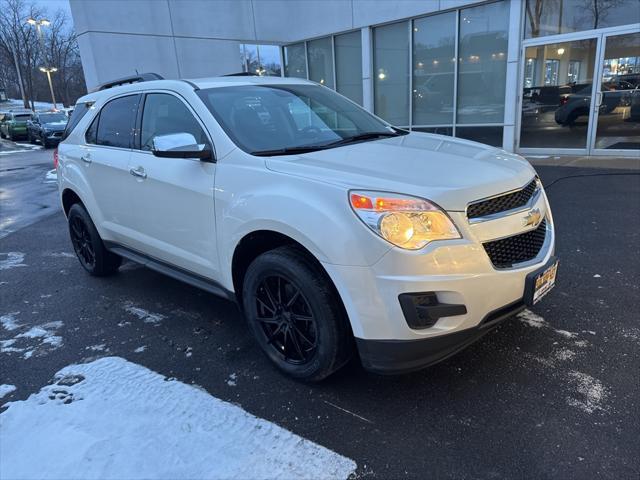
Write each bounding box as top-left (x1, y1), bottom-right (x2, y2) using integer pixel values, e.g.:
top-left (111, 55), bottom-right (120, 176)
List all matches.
top-left (197, 84), bottom-right (403, 155)
top-left (14, 114), bottom-right (31, 121)
top-left (39, 113), bottom-right (67, 123)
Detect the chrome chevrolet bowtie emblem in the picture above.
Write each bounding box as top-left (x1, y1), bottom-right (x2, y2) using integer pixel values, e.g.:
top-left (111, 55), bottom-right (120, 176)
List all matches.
top-left (523, 208), bottom-right (542, 228)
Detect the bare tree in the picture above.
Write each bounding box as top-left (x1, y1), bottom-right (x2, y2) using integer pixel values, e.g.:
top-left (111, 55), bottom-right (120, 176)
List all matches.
top-left (0, 0), bottom-right (86, 109)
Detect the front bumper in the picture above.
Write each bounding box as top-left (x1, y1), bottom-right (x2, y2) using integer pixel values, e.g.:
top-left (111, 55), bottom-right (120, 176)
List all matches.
top-left (321, 187), bottom-right (555, 373)
top-left (357, 298), bottom-right (525, 374)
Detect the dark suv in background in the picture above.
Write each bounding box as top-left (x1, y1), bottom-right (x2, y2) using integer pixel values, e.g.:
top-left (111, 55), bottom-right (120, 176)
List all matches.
top-left (27, 111), bottom-right (68, 148)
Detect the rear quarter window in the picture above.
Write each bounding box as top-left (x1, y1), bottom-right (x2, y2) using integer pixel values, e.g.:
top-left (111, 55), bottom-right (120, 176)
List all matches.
top-left (62, 102), bottom-right (92, 141)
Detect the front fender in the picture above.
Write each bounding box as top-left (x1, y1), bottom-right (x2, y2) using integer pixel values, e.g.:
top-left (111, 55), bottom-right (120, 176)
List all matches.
top-left (215, 153), bottom-right (392, 290)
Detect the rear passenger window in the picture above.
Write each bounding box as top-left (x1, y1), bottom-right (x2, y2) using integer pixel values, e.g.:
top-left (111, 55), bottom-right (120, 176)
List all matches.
top-left (140, 93), bottom-right (209, 151)
top-left (95, 95), bottom-right (139, 148)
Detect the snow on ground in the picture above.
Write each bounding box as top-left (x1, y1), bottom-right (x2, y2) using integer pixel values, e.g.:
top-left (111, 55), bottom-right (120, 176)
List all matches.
top-left (0, 252), bottom-right (26, 271)
top-left (0, 384), bottom-right (16, 399)
top-left (0, 312), bottom-right (22, 331)
top-left (566, 371), bottom-right (609, 414)
top-left (516, 309), bottom-right (611, 415)
top-left (0, 357), bottom-right (356, 480)
top-left (0, 315), bottom-right (63, 359)
top-left (123, 303), bottom-right (166, 325)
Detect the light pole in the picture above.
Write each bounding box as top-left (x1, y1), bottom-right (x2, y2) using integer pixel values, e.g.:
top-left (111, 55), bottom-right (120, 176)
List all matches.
top-left (40, 67), bottom-right (58, 109)
top-left (27, 17), bottom-right (50, 47)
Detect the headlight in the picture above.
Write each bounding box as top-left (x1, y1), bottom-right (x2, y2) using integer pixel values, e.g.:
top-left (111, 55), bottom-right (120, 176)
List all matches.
top-left (349, 191), bottom-right (461, 250)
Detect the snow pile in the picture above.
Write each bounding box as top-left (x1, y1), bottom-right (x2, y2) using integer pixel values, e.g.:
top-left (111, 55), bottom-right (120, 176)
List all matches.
top-left (0, 357), bottom-right (356, 479)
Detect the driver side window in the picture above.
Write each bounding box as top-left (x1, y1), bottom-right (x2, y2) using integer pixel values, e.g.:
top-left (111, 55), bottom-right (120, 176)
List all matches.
top-left (140, 93), bottom-right (209, 151)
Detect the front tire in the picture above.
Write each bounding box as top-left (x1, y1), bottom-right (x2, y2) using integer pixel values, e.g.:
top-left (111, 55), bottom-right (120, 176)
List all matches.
top-left (68, 203), bottom-right (121, 276)
top-left (242, 246), bottom-right (352, 381)
top-left (28, 131), bottom-right (36, 144)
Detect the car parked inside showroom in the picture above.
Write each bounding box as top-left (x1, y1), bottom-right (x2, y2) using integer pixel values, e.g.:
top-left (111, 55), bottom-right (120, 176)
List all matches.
top-left (56, 73), bottom-right (558, 381)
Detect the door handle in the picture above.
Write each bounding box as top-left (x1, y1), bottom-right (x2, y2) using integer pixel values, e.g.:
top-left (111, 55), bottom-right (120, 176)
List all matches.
top-left (595, 91), bottom-right (603, 107)
top-left (129, 166), bottom-right (147, 179)
top-left (80, 155), bottom-right (91, 164)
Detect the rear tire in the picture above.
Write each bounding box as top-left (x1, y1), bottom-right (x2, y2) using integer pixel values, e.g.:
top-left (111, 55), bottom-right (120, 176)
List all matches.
top-left (242, 246), bottom-right (352, 382)
top-left (68, 203), bottom-right (121, 276)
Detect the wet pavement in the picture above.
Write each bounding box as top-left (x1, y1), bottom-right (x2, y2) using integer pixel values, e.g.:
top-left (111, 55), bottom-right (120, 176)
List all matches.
top-left (0, 141), bottom-right (58, 239)
top-left (1, 146), bottom-right (639, 479)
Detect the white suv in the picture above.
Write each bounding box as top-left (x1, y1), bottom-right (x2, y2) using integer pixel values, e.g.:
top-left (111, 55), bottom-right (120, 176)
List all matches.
top-left (57, 74), bottom-right (558, 381)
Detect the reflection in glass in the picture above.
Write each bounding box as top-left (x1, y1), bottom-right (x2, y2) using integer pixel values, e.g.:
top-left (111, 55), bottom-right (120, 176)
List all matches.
top-left (307, 37), bottom-right (335, 89)
top-left (240, 44), bottom-right (281, 76)
top-left (374, 21), bottom-right (410, 126)
top-left (413, 126), bottom-right (453, 136)
top-left (456, 126), bottom-right (503, 147)
top-left (258, 45), bottom-right (282, 76)
top-left (284, 43), bottom-right (307, 79)
top-left (595, 32), bottom-right (640, 150)
top-left (525, 0), bottom-right (640, 38)
top-left (519, 39), bottom-right (597, 149)
top-left (457, 1), bottom-right (509, 124)
top-left (335, 31), bottom-right (363, 105)
top-left (412, 11), bottom-right (456, 125)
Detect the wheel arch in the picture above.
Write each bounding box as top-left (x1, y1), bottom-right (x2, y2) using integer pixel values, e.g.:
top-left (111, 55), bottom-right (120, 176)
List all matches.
top-left (231, 230), bottom-right (353, 335)
top-left (61, 188), bottom-right (85, 217)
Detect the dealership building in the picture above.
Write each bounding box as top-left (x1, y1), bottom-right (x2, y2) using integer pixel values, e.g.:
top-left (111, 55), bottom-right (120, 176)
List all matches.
top-left (70, 0), bottom-right (639, 155)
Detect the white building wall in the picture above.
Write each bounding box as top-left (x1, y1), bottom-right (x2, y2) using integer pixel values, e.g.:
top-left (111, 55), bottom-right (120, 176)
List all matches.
top-left (70, 0), bottom-right (488, 89)
top-left (70, 0), bottom-right (520, 150)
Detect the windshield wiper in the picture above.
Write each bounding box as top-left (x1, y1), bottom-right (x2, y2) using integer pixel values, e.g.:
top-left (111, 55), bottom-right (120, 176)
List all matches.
top-left (321, 131), bottom-right (405, 148)
top-left (251, 130), bottom-right (408, 156)
top-left (250, 145), bottom-right (330, 156)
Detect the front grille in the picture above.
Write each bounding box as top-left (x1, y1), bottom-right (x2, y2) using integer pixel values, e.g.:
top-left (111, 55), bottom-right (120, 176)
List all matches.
top-left (467, 178), bottom-right (538, 219)
top-left (483, 219), bottom-right (547, 269)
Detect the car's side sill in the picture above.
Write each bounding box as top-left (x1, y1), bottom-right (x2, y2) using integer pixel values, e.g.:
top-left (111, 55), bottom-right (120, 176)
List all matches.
top-left (104, 242), bottom-right (236, 302)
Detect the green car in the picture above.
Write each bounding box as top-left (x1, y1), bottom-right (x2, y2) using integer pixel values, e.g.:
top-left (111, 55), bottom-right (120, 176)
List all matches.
top-left (0, 111), bottom-right (31, 141)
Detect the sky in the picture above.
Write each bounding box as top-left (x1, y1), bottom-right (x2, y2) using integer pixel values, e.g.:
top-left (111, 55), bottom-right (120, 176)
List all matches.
top-left (35, 0), bottom-right (73, 22)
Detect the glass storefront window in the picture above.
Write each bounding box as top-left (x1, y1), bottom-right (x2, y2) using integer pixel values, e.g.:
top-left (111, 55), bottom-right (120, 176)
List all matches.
top-left (335, 31), bottom-right (363, 105)
top-left (457, 1), bottom-right (510, 124)
top-left (258, 45), bottom-right (282, 76)
top-left (307, 37), bottom-right (335, 88)
top-left (519, 39), bottom-right (597, 149)
top-left (413, 126), bottom-right (453, 136)
top-left (525, 0), bottom-right (640, 39)
top-left (240, 44), bottom-right (281, 76)
top-left (412, 11), bottom-right (456, 126)
top-left (594, 32), bottom-right (640, 150)
top-left (374, 21), bottom-right (410, 126)
top-left (284, 43), bottom-right (307, 79)
top-left (456, 126), bottom-right (504, 147)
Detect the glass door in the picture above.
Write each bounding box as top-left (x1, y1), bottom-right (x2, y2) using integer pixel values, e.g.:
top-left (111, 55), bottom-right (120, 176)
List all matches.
top-left (519, 38), bottom-right (598, 152)
top-left (590, 31), bottom-right (640, 153)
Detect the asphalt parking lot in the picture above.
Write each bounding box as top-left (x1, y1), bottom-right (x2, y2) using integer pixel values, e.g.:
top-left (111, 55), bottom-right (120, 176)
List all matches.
top-left (1, 144), bottom-right (639, 479)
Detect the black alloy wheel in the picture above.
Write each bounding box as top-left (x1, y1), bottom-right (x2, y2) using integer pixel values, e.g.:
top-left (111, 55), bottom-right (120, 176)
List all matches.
top-left (242, 246), bottom-right (352, 381)
top-left (254, 274), bottom-right (318, 365)
top-left (67, 203), bottom-right (121, 276)
top-left (70, 215), bottom-right (96, 270)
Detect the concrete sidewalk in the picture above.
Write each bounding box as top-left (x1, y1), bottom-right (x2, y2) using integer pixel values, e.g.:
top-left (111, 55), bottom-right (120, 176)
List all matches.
top-left (526, 154), bottom-right (640, 170)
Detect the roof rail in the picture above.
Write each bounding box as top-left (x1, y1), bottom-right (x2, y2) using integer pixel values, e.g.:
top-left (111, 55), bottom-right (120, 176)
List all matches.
top-left (93, 73), bottom-right (164, 92)
top-left (223, 72), bottom-right (260, 77)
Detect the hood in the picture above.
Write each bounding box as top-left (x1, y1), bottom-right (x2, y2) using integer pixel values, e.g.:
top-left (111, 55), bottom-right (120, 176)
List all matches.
top-left (265, 132), bottom-right (536, 211)
top-left (42, 121), bottom-right (67, 131)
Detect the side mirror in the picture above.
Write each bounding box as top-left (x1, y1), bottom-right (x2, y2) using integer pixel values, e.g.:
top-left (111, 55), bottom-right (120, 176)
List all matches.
top-left (151, 133), bottom-right (213, 162)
